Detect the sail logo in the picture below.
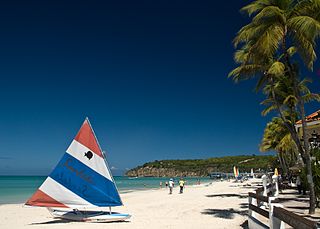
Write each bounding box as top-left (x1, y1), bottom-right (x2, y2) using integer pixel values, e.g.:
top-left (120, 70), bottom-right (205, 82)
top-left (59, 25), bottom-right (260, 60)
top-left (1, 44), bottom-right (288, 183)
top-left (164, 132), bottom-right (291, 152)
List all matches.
top-left (64, 158), bottom-right (93, 184)
top-left (84, 151), bottom-right (93, 160)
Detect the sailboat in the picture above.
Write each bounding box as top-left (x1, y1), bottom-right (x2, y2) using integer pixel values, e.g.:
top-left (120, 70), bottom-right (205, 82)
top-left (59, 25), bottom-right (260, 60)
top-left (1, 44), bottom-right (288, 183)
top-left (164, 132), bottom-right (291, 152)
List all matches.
top-left (233, 166), bottom-right (238, 178)
top-left (25, 118), bottom-right (131, 222)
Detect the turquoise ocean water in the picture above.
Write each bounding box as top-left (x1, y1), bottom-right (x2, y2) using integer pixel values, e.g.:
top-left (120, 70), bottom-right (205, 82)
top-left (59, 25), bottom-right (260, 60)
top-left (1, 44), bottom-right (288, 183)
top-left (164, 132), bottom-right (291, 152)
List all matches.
top-left (0, 176), bottom-right (211, 204)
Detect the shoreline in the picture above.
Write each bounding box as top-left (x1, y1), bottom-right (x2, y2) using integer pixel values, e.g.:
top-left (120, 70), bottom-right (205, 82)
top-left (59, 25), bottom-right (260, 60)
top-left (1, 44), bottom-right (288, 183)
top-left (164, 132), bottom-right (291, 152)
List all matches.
top-left (0, 178), bottom-right (258, 229)
top-left (0, 176), bottom-right (214, 205)
top-left (0, 180), bottom-right (215, 205)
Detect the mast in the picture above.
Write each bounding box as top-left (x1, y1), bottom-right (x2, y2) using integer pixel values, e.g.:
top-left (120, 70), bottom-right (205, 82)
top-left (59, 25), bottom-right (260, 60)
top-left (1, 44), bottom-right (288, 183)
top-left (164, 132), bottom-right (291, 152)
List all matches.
top-left (85, 117), bottom-right (123, 206)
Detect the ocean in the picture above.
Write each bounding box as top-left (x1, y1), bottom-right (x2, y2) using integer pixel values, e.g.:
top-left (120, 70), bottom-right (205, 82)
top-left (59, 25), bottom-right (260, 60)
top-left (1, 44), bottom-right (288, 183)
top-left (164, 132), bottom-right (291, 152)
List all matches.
top-left (0, 176), bottom-right (212, 204)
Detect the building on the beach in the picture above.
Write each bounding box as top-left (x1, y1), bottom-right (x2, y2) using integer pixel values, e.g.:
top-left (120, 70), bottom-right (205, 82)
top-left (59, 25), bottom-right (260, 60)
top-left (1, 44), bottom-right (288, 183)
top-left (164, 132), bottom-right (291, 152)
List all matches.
top-left (295, 109), bottom-right (320, 148)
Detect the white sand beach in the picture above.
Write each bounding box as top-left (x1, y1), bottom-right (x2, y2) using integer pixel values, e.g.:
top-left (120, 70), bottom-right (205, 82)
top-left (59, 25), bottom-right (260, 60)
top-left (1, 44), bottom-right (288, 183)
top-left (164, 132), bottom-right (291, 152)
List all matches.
top-left (0, 179), bottom-right (257, 229)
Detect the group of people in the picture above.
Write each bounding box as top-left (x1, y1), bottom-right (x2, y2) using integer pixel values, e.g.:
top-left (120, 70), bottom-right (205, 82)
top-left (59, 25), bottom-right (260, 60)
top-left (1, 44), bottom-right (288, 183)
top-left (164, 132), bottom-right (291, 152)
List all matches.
top-left (283, 172), bottom-right (306, 195)
top-left (160, 178), bottom-right (186, 194)
top-left (262, 171), bottom-right (307, 195)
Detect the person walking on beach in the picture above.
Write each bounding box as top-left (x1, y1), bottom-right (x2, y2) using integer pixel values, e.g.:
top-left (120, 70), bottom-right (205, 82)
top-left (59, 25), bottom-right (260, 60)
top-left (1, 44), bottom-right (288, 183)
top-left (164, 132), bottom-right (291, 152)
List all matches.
top-left (179, 178), bottom-right (185, 194)
top-left (159, 181), bottom-right (162, 188)
top-left (165, 181), bottom-right (168, 188)
top-left (169, 178), bottom-right (174, 194)
top-left (296, 175), bottom-right (302, 194)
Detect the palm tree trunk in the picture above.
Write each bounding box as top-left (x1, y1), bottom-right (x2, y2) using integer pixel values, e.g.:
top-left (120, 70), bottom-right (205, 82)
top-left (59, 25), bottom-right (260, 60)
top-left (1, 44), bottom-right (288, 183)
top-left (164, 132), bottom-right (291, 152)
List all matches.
top-left (269, 77), bottom-right (305, 161)
top-left (297, 97), bottom-right (316, 214)
top-left (277, 151), bottom-right (285, 173)
top-left (270, 73), bottom-right (315, 213)
top-left (283, 46), bottom-right (316, 214)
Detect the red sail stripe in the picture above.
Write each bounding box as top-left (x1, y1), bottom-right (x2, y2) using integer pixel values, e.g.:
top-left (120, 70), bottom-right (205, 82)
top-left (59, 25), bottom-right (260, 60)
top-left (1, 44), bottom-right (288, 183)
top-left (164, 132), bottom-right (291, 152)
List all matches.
top-left (25, 189), bottom-right (67, 208)
top-left (74, 119), bottom-right (103, 157)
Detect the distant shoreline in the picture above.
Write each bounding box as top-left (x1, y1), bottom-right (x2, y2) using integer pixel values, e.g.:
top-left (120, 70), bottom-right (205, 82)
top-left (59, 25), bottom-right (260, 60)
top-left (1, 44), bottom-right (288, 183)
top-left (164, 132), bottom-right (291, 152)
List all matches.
top-left (126, 155), bottom-right (276, 177)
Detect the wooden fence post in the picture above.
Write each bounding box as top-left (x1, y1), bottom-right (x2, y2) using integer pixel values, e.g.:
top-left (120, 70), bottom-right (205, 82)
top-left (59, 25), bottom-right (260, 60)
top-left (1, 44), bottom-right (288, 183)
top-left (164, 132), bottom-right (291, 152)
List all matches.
top-left (269, 196), bottom-right (276, 207)
top-left (269, 203), bottom-right (285, 229)
top-left (248, 195), bottom-right (257, 218)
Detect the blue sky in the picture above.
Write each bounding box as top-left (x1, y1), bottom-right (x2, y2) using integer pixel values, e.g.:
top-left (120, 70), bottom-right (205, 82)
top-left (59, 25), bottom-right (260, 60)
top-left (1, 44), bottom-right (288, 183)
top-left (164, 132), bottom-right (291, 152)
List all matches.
top-left (0, 0), bottom-right (319, 175)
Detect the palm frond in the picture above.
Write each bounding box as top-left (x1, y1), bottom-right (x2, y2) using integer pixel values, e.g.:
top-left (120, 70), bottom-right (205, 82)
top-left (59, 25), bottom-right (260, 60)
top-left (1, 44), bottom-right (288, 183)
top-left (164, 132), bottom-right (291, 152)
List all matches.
top-left (241, 0), bottom-right (274, 16)
top-left (260, 97), bottom-right (274, 106)
top-left (228, 64), bottom-right (263, 82)
top-left (291, 0), bottom-right (320, 20)
top-left (283, 94), bottom-right (298, 105)
top-left (302, 93), bottom-right (320, 103)
top-left (251, 24), bottom-right (284, 58)
top-left (288, 16), bottom-right (320, 41)
top-left (287, 46), bottom-right (297, 56)
top-left (290, 29), bottom-right (317, 70)
top-left (252, 5), bottom-right (285, 25)
top-left (261, 104), bottom-right (277, 116)
top-left (297, 78), bottom-right (312, 94)
top-left (234, 48), bottom-right (249, 64)
top-left (267, 61), bottom-right (285, 76)
top-left (234, 21), bottom-right (275, 47)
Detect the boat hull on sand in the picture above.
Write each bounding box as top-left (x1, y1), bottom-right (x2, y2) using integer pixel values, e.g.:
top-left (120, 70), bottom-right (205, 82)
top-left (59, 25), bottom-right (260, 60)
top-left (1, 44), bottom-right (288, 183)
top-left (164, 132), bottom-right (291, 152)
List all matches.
top-left (49, 208), bottom-right (131, 222)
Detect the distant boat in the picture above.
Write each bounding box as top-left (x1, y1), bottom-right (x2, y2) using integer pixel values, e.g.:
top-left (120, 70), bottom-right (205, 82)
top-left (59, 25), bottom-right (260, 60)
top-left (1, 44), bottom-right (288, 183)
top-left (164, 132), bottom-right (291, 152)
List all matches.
top-left (209, 172), bottom-right (226, 179)
top-left (25, 118), bottom-right (131, 222)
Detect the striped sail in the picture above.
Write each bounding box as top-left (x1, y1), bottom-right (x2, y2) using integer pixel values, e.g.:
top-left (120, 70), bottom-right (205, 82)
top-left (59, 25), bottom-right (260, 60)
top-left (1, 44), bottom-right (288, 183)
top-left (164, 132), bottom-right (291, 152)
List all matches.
top-left (25, 118), bottom-right (122, 209)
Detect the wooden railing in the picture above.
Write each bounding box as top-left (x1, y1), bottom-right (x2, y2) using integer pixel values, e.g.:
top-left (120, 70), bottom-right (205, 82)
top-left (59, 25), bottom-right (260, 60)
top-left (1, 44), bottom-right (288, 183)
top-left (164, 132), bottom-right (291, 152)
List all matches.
top-left (248, 192), bottom-right (269, 218)
top-left (249, 203), bottom-right (269, 218)
top-left (248, 191), bottom-right (270, 229)
top-left (248, 179), bottom-right (319, 229)
top-left (273, 206), bottom-right (318, 229)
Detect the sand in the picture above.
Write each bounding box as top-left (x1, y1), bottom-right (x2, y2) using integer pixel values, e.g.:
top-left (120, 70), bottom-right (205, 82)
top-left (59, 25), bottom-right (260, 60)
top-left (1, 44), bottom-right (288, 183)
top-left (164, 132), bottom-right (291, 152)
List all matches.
top-left (0, 179), bottom-right (258, 229)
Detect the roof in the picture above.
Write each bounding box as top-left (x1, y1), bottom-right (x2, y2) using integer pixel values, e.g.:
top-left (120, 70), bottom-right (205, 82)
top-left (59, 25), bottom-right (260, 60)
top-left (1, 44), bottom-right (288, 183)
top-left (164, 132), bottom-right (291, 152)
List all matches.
top-left (296, 110), bottom-right (320, 124)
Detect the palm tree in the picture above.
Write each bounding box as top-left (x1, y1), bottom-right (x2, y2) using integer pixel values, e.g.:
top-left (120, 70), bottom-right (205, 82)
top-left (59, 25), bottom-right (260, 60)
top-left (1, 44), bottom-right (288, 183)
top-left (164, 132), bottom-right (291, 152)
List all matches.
top-left (229, 0), bottom-right (320, 213)
top-left (260, 117), bottom-right (298, 175)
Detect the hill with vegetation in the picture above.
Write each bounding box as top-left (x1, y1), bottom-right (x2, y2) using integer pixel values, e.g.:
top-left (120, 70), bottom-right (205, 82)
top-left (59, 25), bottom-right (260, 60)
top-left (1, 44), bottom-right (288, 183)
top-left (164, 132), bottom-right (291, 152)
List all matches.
top-left (126, 155), bottom-right (277, 177)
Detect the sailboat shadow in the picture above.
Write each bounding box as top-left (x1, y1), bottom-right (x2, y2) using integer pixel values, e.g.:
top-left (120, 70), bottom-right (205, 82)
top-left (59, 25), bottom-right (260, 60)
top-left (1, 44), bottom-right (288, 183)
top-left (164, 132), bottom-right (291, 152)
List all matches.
top-left (30, 219), bottom-right (131, 225)
top-left (30, 219), bottom-right (72, 225)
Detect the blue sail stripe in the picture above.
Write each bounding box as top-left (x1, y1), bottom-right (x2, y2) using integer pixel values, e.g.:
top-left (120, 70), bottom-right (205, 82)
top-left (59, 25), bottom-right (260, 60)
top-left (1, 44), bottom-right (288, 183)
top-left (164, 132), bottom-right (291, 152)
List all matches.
top-left (49, 153), bottom-right (122, 207)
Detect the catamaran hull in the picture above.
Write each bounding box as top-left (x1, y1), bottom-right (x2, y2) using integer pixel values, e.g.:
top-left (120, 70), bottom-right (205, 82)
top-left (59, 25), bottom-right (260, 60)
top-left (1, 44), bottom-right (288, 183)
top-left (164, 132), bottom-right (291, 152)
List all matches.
top-left (49, 209), bottom-right (131, 222)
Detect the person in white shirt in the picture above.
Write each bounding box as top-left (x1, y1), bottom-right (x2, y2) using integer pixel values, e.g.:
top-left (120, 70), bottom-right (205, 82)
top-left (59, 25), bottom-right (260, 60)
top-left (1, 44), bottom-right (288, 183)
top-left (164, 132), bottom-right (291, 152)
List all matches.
top-left (169, 178), bottom-right (174, 194)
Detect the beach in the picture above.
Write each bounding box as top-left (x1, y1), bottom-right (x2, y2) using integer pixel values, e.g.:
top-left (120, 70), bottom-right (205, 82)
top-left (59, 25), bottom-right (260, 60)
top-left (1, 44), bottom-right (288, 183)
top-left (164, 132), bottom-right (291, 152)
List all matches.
top-left (0, 179), bottom-right (256, 229)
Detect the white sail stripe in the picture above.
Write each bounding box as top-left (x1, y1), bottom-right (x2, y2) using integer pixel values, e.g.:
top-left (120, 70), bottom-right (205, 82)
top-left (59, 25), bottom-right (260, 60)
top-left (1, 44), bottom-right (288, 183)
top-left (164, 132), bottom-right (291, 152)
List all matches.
top-left (39, 177), bottom-right (97, 208)
top-left (66, 140), bottom-right (112, 181)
